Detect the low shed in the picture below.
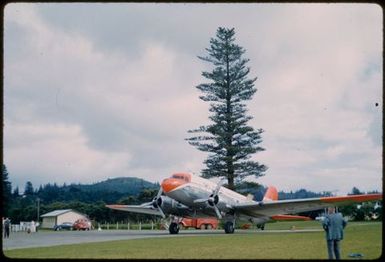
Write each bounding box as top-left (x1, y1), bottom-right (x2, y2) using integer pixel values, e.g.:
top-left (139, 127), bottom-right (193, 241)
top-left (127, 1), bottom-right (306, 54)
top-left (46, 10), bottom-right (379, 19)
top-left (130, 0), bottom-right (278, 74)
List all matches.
top-left (40, 209), bottom-right (87, 229)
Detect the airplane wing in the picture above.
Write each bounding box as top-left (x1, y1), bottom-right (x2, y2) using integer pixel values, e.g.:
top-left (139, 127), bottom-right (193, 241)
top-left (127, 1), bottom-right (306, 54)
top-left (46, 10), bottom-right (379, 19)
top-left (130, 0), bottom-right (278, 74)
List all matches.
top-left (234, 193), bottom-right (382, 218)
top-left (106, 203), bottom-right (163, 216)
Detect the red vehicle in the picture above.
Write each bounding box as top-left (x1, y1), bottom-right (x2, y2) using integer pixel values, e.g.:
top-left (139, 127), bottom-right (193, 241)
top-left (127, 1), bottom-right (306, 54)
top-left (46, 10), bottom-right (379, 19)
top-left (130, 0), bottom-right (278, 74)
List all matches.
top-left (72, 218), bottom-right (92, 231)
top-left (179, 217), bottom-right (218, 230)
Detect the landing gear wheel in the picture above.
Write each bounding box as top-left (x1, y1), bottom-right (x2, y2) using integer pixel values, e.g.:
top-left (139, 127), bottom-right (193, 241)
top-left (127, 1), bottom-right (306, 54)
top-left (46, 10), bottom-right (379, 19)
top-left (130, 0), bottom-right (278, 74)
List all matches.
top-left (257, 224), bottom-right (265, 230)
top-left (169, 222), bottom-right (180, 234)
top-left (224, 221), bottom-right (234, 234)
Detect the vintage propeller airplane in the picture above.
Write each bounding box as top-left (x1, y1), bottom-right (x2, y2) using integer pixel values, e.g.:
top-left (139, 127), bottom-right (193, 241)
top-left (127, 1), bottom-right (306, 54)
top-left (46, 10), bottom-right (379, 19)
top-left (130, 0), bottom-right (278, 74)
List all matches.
top-left (106, 172), bottom-right (382, 234)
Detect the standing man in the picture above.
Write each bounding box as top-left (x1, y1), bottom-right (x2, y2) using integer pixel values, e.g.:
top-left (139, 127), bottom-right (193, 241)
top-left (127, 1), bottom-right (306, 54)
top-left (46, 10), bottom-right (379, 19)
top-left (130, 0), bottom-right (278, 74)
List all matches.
top-left (322, 207), bottom-right (347, 259)
top-left (4, 217), bottom-right (11, 238)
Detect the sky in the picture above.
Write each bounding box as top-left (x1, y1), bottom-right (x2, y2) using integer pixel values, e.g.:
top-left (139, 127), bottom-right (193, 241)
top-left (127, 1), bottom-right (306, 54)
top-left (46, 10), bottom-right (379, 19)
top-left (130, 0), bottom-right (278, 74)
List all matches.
top-left (3, 3), bottom-right (383, 195)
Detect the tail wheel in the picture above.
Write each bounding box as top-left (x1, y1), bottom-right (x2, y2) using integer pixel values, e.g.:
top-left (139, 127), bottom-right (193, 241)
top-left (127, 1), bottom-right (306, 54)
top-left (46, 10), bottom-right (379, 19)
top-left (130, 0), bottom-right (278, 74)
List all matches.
top-left (224, 221), bottom-right (235, 234)
top-left (206, 224), bottom-right (212, 230)
top-left (200, 224), bottom-right (206, 230)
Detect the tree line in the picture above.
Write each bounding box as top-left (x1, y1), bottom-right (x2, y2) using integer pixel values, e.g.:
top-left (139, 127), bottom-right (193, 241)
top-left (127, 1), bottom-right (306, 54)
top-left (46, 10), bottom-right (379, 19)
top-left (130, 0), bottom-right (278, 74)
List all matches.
top-left (2, 165), bottom-right (160, 224)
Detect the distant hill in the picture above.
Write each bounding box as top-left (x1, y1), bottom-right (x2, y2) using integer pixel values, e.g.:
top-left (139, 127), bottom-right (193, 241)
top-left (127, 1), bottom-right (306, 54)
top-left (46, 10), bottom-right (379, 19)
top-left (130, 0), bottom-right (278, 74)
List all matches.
top-left (36, 177), bottom-right (159, 205)
top-left (78, 177), bottom-right (159, 194)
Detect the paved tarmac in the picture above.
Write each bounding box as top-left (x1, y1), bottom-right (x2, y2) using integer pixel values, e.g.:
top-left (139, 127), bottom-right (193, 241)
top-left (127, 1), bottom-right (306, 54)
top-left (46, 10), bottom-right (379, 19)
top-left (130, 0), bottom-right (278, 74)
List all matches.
top-left (2, 228), bottom-right (322, 250)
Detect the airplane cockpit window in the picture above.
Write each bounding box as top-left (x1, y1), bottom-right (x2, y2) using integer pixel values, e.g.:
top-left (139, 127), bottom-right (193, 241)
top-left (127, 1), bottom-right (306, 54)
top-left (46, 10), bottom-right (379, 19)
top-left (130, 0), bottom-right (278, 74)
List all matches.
top-left (172, 174), bottom-right (191, 182)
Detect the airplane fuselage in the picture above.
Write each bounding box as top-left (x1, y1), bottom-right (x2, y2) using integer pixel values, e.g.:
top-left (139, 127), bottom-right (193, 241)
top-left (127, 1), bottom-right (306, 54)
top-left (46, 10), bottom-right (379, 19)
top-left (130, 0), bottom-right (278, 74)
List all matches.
top-left (161, 173), bottom-right (254, 219)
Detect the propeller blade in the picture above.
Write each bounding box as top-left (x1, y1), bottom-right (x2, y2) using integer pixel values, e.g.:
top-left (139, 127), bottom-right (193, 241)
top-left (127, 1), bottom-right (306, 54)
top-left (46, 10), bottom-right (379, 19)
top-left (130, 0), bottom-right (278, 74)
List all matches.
top-left (213, 205), bottom-right (222, 219)
top-left (213, 178), bottom-right (224, 196)
top-left (140, 201), bottom-right (154, 207)
top-left (156, 187), bottom-right (163, 198)
top-left (152, 187), bottom-right (166, 218)
top-left (158, 205), bottom-right (166, 218)
top-left (211, 179), bottom-right (225, 219)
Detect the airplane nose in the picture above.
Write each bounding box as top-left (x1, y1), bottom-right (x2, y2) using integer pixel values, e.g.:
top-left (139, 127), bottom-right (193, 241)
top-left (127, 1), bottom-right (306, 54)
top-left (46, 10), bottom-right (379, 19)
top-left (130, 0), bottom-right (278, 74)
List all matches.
top-left (161, 178), bottom-right (185, 193)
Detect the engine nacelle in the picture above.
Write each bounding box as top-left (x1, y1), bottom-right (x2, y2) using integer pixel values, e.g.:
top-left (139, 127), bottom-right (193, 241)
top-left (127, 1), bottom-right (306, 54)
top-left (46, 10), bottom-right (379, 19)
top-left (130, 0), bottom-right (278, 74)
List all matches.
top-left (157, 195), bottom-right (192, 217)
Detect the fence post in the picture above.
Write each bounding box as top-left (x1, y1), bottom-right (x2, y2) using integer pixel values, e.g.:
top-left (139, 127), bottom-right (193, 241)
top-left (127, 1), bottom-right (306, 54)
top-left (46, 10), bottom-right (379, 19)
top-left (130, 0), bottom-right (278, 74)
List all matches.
top-left (127, 222), bottom-right (130, 231)
top-left (107, 223), bottom-right (109, 230)
top-left (116, 222), bottom-right (119, 230)
top-left (139, 221), bottom-right (141, 231)
top-left (151, 221), bottom-right (154, 230)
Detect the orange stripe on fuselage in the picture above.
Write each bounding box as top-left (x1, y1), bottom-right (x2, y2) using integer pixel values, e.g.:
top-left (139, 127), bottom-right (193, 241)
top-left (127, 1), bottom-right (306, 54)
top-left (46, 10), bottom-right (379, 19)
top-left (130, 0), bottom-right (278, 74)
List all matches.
top-left (320, 194), bottom-right (382, 203)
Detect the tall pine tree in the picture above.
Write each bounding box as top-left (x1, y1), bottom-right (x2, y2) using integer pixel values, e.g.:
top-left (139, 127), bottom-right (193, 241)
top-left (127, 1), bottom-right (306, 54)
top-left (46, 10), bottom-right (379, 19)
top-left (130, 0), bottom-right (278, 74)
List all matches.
top-left (186, 27), bottom-right (267, 190)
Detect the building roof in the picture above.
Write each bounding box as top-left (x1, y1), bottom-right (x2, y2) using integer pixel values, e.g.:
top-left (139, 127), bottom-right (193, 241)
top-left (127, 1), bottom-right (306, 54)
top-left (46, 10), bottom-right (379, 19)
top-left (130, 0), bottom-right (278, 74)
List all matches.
top-left (41, 209), bottom-right (73, 217)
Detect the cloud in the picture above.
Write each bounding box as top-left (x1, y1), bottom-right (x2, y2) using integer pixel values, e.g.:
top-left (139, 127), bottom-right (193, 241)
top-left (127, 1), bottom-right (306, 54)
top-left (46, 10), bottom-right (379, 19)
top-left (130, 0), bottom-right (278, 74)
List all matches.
top-left (4, 3), bottom-right (382, 195)
top-left (4, 122), bottom-right (132, 188)
top-left (4, 3), bottom-right (209, 189)
top-left (243, 4), bottom-right (382, 194)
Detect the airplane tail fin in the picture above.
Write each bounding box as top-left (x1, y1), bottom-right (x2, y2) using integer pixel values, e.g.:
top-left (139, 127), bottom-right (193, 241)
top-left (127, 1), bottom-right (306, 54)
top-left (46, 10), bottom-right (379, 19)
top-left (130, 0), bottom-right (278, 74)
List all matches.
top-left (263, 186), bottom-right (278, 201)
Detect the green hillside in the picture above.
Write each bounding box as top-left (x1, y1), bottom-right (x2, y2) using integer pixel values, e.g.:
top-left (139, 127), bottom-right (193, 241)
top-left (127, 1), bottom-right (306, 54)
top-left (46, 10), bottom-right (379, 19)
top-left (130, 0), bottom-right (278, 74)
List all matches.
top-left (79, 177), bottom-right (159, 194)
top-left (31, 177), bottom-right (160, 206)
top-left (6, 176), bottom-right (160, 223)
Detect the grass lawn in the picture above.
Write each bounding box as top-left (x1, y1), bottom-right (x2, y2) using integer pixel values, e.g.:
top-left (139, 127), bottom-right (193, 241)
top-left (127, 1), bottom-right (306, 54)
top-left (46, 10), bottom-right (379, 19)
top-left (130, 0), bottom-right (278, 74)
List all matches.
top-left (4, 221), bottom-right (382, 259)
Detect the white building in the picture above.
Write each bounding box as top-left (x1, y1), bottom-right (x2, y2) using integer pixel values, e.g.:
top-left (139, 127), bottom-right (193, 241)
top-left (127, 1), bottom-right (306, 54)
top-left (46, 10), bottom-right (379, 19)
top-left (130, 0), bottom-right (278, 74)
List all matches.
top-left (40, 209), bottom-right (87, 229)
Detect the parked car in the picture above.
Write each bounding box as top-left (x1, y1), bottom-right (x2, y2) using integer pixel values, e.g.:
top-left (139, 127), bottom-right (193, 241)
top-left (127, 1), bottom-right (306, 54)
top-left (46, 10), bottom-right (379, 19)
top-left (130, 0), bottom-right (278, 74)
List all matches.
top-left (54, 222), bottom-right (73, 231)
top-left (73, 218), bottom-right (92, 230)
